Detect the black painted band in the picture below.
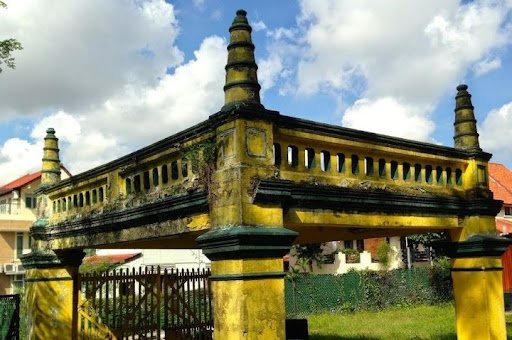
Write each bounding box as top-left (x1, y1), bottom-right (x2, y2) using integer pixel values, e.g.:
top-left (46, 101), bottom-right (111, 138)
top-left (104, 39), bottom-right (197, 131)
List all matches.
top-left (24, 276), bottom-right (72, 282)
top-left (451, 267), bottom-right (503, 272)
top-left (224, 80), bottom-right (261, 91)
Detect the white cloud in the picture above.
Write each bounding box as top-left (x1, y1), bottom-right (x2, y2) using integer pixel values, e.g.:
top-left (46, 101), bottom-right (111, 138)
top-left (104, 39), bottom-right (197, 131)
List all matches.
top-left (0, 1), bottom-right (229, 185)
top-left (265, 0), bottom-right (512, 141)
top-left (473, 57), bottom-right (502, 76)
top-left (259, 54), bottom-right (284, 93)
top-left (480, 102), bottom-right (512, 165)
top-left (0, 35), bottom-right (227, 184)
top-left (0, 138), bottom-right (41, 185)
top-left (342, 97), bottom-right (434, 141)
top-left (252, 21), bottom-right (267, 32)
top-left (0, 0), bottom-right (182, 118)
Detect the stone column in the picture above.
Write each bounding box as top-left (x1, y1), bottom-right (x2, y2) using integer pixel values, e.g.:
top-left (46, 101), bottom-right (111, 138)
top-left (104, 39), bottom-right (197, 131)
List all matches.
top-left (442, 234), bottom-right (510, 340)
top-left (197, 227), bottom-right (297, 340)
top-left (21, 246), bottom-right (85, 339)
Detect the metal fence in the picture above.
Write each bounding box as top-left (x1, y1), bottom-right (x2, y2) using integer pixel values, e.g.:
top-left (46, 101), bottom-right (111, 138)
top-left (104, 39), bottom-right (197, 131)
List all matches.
top-left (79, 267), bottom-right (212, 339)
top-left (285, 268), bottom-right (451, 317)
top-left (0, 294), bottom-right (20, 340)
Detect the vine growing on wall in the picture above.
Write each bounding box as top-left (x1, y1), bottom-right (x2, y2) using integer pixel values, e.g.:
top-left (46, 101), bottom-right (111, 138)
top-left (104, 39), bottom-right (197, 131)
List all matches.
top-left (183, 139), bottom-right (218, 207)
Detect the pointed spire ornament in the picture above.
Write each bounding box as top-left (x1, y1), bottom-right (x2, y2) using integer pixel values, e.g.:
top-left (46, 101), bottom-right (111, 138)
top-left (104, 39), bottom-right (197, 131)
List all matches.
top-left (453, 84), bottom-right (481, 151)
top-left (41, 128), bottom-right (61, 186)
top-left (221, 9), bottom-right (263, 111)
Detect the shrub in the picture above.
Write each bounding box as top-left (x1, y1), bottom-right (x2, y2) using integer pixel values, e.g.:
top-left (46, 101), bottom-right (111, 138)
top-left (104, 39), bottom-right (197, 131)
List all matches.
top-left (429, 256), bottom-right (452, 302)
top-left (376, 242), bottom-right (392, 268)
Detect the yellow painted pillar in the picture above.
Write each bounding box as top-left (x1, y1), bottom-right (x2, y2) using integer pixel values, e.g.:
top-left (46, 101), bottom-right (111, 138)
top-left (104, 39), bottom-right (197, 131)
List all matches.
top-left (445, 231), bottom-right (510, 340)
top-left (21, 248), bottom-right (84, 339)
top-left (446, 83), bottom-right (508, 339)
top-left (197, 227), bottom-right (297, 340)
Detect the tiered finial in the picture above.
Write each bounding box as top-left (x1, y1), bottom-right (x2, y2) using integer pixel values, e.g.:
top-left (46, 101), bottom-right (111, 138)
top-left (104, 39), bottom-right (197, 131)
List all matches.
top-left (41, 128), bottom-right (61, 186)
top-left (221, 9), bottom-right (263, 111)
top-left (453, 84), bottom-right (481, 151)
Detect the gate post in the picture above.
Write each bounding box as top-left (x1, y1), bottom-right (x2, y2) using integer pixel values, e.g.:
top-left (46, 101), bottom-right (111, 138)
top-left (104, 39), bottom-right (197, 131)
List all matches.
top-left (197, 227), bottom-right (297, 340)
top-left (444, 232), bottom-right (510, 340)
top-left (21, 241), bottom-right (84, 339)
top-left (447, 84), bottom-right (508, 339)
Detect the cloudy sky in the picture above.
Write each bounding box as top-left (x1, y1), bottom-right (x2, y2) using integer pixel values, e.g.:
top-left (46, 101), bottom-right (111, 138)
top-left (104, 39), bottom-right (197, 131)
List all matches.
top-left (1, 0), bottom-right (512, 185)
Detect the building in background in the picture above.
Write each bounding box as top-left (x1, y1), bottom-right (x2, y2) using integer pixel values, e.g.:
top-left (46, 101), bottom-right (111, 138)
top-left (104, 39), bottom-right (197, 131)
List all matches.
top-left (488, 163), bottom-right (512, 303)
top-left (0, 167), bottom-right (70, 294)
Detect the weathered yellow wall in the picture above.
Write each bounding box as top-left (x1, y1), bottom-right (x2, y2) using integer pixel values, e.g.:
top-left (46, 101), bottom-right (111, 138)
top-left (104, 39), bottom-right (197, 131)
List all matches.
top-left (24, 268), bottom-right (76, 340)
top-left (211, 259), bottom-right (285, 340)
top-left (452, 257), bottom-right (506, 340)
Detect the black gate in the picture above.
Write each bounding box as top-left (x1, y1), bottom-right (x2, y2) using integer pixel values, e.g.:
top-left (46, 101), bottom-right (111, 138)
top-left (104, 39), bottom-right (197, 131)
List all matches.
top-left (0, 294), bottom-right (20, 340)
top-left (78, 267), bottom-right (213, 339)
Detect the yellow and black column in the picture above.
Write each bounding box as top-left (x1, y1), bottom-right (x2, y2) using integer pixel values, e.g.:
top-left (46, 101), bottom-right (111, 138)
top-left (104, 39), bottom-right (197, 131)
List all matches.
top-left (449, 84), bottom-right (508, 339)
top-left (197, 227), bottom-right (297, 339)
top-left (21, 128), bottom-right (85, 339)
top-left (443, 235), bottom-right (510, 339)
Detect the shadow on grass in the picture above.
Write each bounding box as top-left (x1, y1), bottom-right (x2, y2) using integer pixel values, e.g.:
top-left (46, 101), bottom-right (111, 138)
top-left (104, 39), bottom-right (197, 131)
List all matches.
top-left (309, 334), bottom-right (456, 340)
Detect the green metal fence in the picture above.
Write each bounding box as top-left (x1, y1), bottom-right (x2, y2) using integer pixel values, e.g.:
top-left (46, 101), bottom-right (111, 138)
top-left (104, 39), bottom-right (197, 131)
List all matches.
top-left (0, 294), bottom-right (20, 340)
top-left (285, 268), bottom-right (451, 317)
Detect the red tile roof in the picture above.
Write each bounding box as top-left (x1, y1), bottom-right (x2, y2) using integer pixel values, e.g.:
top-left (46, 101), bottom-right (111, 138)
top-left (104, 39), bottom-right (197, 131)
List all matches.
top-left (83, 252), bottom-right (142, 265)
top-left (0, 172), bottom-right (42, 195)
top-left (0, 165), bottom-right (71, 195)
top-left (489, 163), bottom-right (512, 204)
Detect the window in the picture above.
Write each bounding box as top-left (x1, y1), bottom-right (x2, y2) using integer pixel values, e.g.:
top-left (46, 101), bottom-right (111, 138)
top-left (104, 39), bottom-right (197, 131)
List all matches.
top-left (320, 151), bottom-right (330, 172)
top-left (365, 157), bottom-right (374, 176)
top-left (403, 163), bottom-right (411, 181)
top-left (426, 165), bottom-right (433, 184)
top-left (0, 199), bottom-right (7, 214)
top-left (152, 168), bottom-right (159, 187)
top-left (455, 169), bottom-right (463, 186)
top-left (25, 196), bottom-right (37, 209)
top-left (356, 239), bottom-right (364, 252)
top-left (378, 159), bottom-right (386, 177)
top-left (351, 155), bottom-right (359, 175)
top-left (79, 193), bottom-right (84, 207)
top-left (505, 206), bottom-right (512, 216)
top-left (85, 191), bottom-right (90, 206)
top-left (288, 146), bottom-right (298, 167)
top-left (171, 161), bottom-right (179, 180)
top-left (125, 179), bottom-right (132, 195)
top-left (391, 161), bottom-right (398, 180)
top-left (446, 167), bottom-right (452, 185)
top-left (13, 274), bottom-right (24, 292)
top-left (273, 144), bottom-right (282, 166)
top-left (161, 165), bottom-right (169, 184)
top-left (305, 148), bottom-right (315, 169)
top-left (436, 166), bottom-right (443, 185)
top-left (133, 175), bottom-right (141, 193)
top-left (337, 153), bottom-right (346, 173)
top-left (344, 240), bottom-right (354, 249)
top-left (16, 232), bottom-right (23, 259)
top-left (99, 187), bottom-right (104, 202)
top-left (143, 171), bottom-right (150, 190)
top-left (414, 164), bottom-right (422, 182)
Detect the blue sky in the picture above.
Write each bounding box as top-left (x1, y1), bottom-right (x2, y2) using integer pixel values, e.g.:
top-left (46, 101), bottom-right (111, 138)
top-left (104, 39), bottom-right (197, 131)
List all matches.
top-left (1, 0), bottom-right (512, 185)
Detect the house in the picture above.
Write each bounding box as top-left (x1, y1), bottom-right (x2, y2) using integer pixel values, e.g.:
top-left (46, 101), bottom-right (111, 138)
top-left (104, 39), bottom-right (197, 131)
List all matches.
top-left (287, 237), bottom-right (403, 274)
top-left (0, 167), bottom-right (70, 294)
top-left (90, 248), bottom-right (211, 272)
top-left (488, 163), bottom-right (512, 299)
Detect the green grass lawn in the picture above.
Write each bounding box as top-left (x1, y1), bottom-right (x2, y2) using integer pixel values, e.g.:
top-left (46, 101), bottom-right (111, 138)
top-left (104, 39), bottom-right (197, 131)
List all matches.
top-left (307, 303), bottom-right (512, 340)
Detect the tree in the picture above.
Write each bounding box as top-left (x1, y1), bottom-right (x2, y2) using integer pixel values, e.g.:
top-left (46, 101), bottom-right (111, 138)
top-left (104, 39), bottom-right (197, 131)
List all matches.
top-left (0, 1), bottom-right (23, 73)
